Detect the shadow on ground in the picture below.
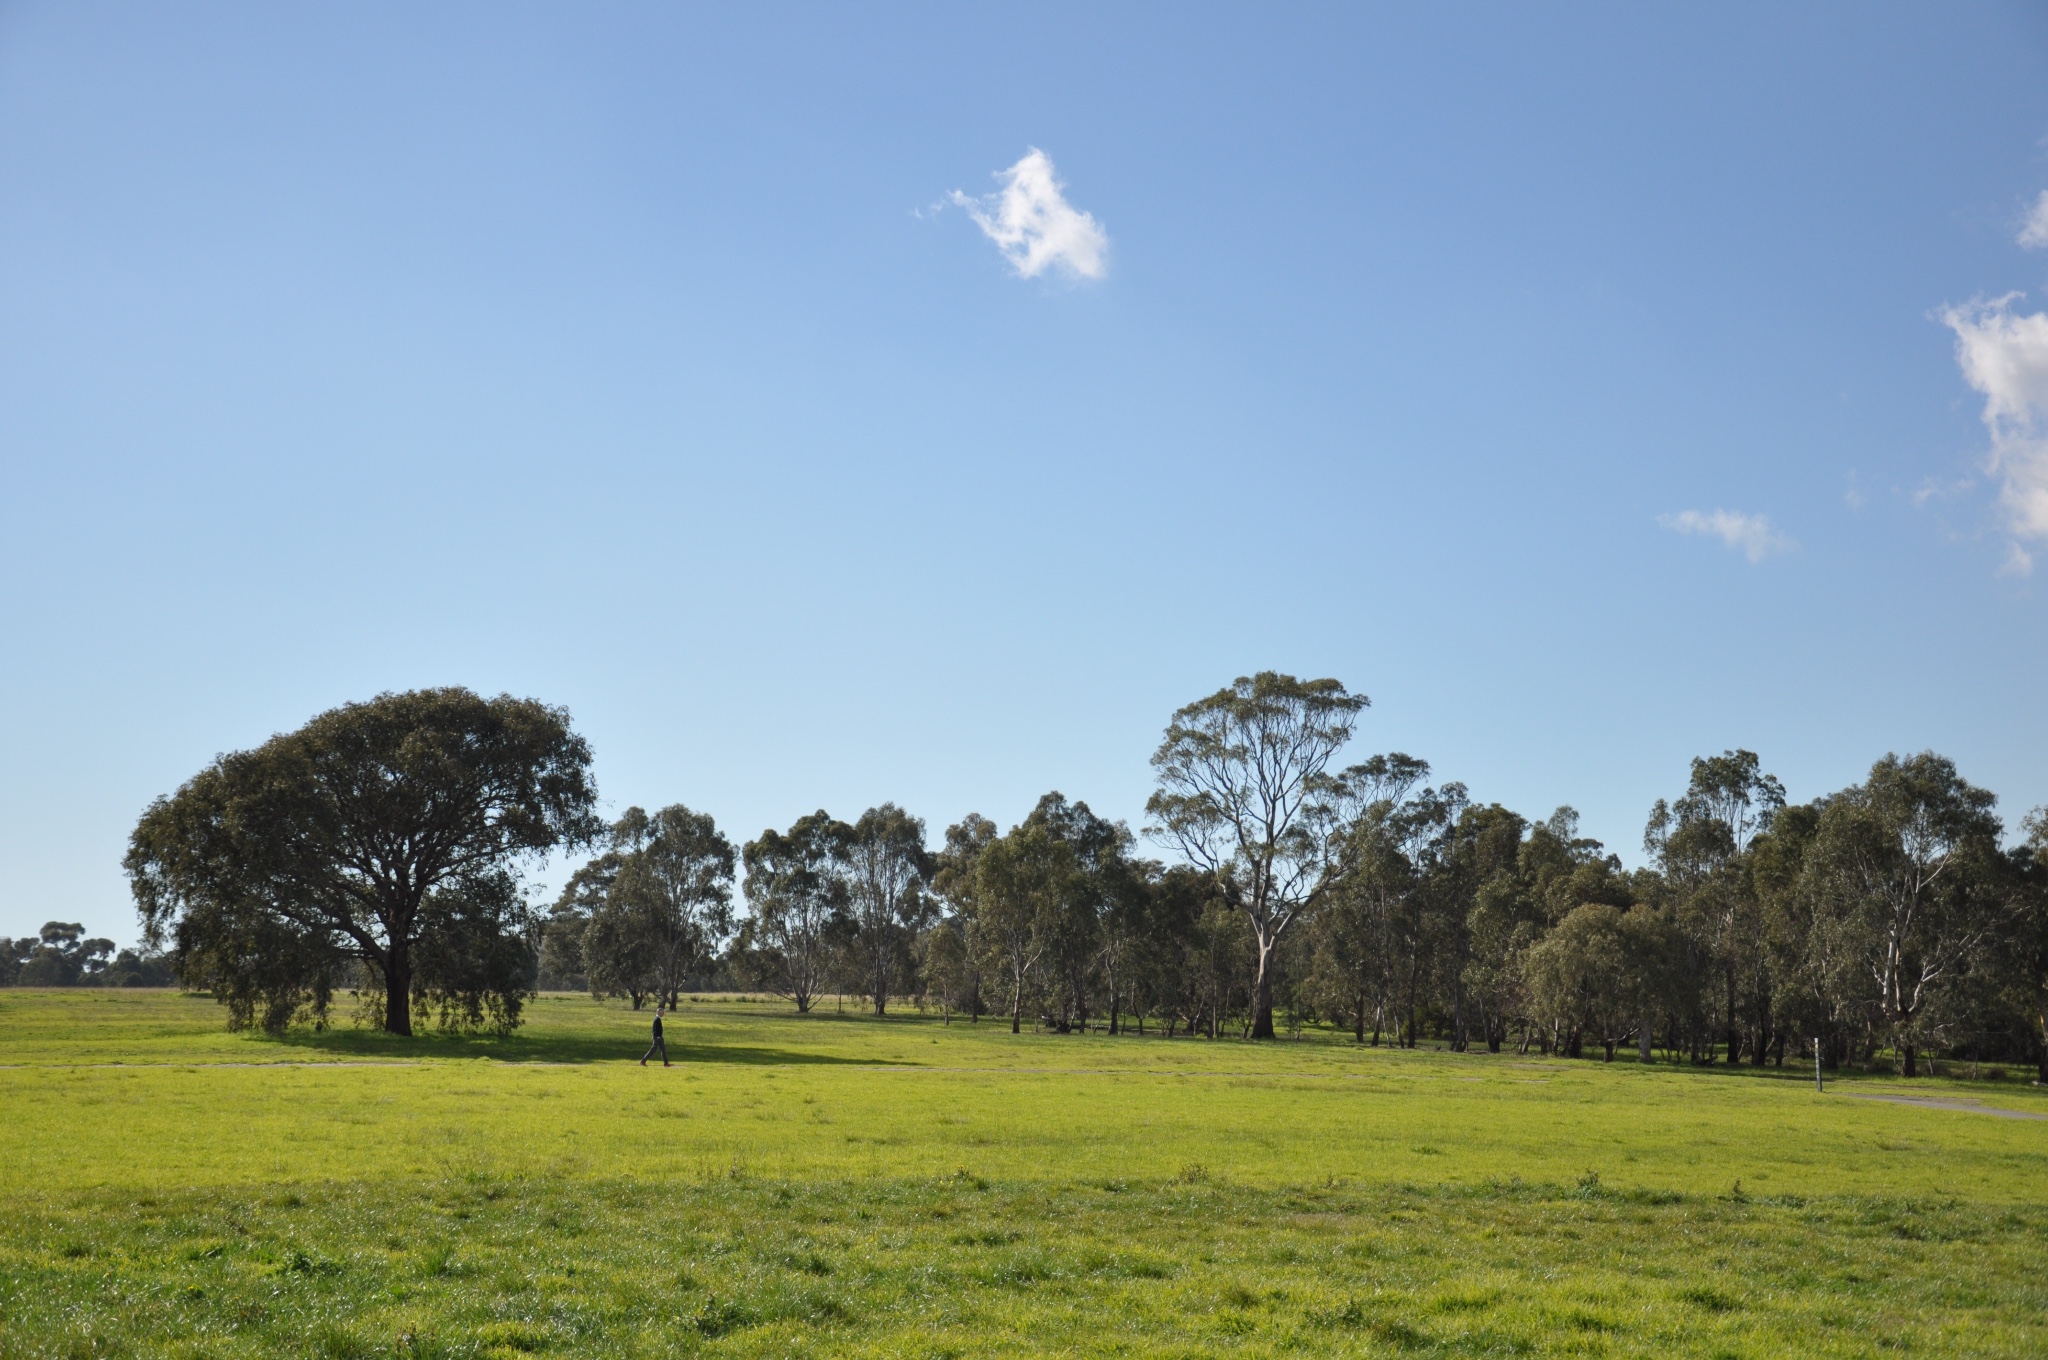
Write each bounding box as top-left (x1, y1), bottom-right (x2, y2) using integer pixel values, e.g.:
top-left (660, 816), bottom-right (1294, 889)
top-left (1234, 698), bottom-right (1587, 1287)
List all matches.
top-left (253, 1028), bottom-right (901, 1067)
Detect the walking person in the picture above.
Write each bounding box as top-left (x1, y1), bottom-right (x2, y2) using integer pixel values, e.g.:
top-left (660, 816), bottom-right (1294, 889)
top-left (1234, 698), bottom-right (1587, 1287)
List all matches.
top-left (641, 1004), bottom-right (671, 1067)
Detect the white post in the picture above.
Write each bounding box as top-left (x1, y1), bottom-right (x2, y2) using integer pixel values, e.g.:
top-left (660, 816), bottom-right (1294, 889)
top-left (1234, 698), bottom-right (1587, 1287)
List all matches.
top-left (1813, 1037), bottom-right (1823, 1093)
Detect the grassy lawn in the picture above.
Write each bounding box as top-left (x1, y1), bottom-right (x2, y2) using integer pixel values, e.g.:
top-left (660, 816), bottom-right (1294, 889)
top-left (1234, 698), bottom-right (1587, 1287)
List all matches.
top-left (1, 990), bottom-right (2044, 1357)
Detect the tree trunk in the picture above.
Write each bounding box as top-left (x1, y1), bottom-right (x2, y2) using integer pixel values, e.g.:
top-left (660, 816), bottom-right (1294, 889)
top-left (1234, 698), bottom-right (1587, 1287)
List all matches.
top-left (1902, 1043), bottom-right (1918, 1077)
top-left (1011, 984), bottom-right (1022, 1034)
top-left (1639, 1011), bottom-right (1653, 1063)
top-left (1725, 966), bottom-right (1739, 1065)
top-left (384, 945), bottom-right (413, 1037)
top-left (1250, 945), bottom-right (1276, 1040)
top-left (1355, 990), bottom-right (1367, 1044)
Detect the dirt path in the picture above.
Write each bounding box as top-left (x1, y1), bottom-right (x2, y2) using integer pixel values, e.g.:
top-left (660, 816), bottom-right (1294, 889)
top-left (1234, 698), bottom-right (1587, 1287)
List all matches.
top-left (1843, 1092), bottom-right (2048, 1121)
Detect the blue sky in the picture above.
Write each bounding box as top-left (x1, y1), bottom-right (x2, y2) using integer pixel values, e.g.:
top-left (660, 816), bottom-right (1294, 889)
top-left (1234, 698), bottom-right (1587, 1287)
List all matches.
top-left (5, 4), bottom-right (2048, 945)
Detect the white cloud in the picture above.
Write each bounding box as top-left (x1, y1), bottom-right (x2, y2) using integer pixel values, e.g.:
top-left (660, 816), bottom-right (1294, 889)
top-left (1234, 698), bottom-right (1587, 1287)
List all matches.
top-left (2020, 190), bottom-right (2048, 250)
top-left (949, 149), bottom-right (1108, 281)
top-left (1940, 294), bottom-right (2048, 551)
top-left (1658, 509), bottom-right (1794, 563)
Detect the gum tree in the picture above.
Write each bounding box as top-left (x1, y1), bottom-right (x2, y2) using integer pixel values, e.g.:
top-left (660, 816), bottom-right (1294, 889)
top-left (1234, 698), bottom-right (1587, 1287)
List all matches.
top-left (126, 688), bottom-right (600, 1035)
top-left (1802, 752), bottom-right (2007, 1076)
top-left (1645, 749), bottom-right (1787, 1064)
top-left (842, 804), bottom-right (934, 1015)
top-left (587, 805), bottom-right (735, 1009)
top-left (1146, 673), bottom-right (1371, 1040)
top-left (742, 811), bottom-right (849, 1013)
top-left (975, 819), bottom-right (1072, 1033)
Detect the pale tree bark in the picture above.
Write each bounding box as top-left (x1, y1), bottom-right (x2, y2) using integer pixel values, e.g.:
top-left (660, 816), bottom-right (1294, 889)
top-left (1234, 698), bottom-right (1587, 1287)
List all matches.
top-left (1147, 675), bottom-right (1398, 1039)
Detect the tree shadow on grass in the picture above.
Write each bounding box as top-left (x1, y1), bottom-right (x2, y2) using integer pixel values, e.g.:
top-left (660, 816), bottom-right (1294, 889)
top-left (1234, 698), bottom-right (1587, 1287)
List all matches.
top-left (252, 1028), bottom-right (901, 1067)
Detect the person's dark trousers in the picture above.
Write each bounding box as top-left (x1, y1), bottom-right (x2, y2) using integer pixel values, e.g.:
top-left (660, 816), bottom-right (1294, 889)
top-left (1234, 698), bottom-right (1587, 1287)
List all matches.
top-left (642, 1036), bottom-right (669, 1065)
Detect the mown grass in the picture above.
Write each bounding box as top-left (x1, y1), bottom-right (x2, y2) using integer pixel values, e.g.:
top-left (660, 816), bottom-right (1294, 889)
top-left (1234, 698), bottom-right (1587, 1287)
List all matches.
top-left (2, 990), bottom-right (2044, 1357)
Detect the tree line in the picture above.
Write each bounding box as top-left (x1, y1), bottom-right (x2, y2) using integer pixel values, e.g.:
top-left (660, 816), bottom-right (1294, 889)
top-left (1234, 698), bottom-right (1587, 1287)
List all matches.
top-left (541, 676), bottom-right (2048, 1079)
top-left (119, 680), bottom-right (2048, 1079)
top-left (0, 922), bottom-right (174, 988)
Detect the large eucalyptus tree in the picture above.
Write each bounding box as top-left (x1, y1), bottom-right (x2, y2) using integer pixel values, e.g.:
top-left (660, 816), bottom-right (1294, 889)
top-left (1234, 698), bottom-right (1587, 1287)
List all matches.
top-left (127, 688), bottom-right (601, 1035)
top-left (842, 804), bottom-right (934, 1015)
top-left (741, 811), bottom-right (849, 1013)
top-left (585, 805), bottom-right (735, 1009)
top-left (1146, 673), bottom-right (1375, 1039)
top-left (1802, 753), bottom-right (2007, 1075)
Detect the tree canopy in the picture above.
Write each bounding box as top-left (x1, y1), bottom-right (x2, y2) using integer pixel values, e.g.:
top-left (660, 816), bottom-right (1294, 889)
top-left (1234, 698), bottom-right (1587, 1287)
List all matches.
top-left (1145, 672), bottom-right (1380, 1038)
top-left (93, 677), bottom-right (2048, 1080)
top-left (125, 688), bottom-right (601, 1034)
top-left (579, 805), bottom-right (736, 1011)
top-left (739, 811), bottom-right (850, 1014)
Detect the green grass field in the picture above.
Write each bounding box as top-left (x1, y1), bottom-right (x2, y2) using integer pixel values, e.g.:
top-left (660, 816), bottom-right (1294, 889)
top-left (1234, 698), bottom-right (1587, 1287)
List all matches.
top-left (2, 990), bottom-right (2044, 1358)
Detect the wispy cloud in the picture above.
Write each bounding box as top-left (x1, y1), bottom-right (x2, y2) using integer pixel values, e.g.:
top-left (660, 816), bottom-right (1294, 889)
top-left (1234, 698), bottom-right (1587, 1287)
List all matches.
top-left (1658, 509), bottom-right (1794, 563)
top-left (2020, 190), bottom-right (2048, 250)
top-left (1940, 294), bottom-right (2048, 572)
top-left (948, 149), bottom-right (1108, 281)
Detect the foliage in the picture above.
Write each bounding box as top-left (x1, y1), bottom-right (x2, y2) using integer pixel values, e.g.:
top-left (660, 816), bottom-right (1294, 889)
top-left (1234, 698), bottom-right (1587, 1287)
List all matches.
top-left (0, 922), bottom-right (118, 987)
top-left (1798, 753), bottom-right (2010, 1074)
top-left (1523, 904), bottom-right (1677, 1060)
top-left (124, 688), bottom-right (601, 1034)
top-left (1145, 672), bottom-right (1372, 1038)
top-left (840, 804), bottom-right (934, 1016)
top-left (923, 814), bottom-right (996, 1021)
top-left (739, 811), bottom-right (848, 1013)
top-left (973, 817), bottom-right (1073, 1033)
top-left (579, 804), bottom-right (736, 1011)
top-left (96, 678), bottom-right (2048, 1078)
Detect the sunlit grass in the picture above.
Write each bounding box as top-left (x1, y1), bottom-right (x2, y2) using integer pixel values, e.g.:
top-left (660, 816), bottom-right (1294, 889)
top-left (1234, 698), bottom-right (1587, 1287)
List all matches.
top-left (1, 989), bottom-right (2044, 1356)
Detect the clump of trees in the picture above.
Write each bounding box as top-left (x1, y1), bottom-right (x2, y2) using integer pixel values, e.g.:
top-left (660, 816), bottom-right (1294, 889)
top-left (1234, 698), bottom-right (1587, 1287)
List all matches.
top-left (726, 674), bottom-right (2048, 1080)
top-left (0, 923), bottom-right (175, 988)
top-left (546, 802), bottom-right (937, 1015)
top-left (542, 804), bottom-right (737, 1010)
top-left (116, 675), bottom-right (2048, 1076)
